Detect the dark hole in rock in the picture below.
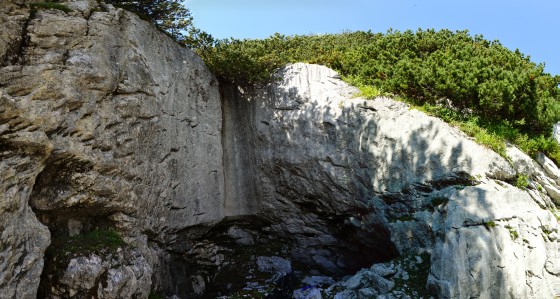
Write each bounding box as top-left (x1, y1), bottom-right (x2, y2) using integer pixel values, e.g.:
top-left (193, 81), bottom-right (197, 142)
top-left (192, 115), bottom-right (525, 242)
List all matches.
top-left (30, 154), bottom-right (128, 299)
top-left (153, 215), bottom-right (398, 298)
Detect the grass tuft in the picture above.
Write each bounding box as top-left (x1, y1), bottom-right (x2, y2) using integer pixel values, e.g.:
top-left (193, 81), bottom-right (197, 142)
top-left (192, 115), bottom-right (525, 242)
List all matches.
top-left (48, 228), bottom-right (127, 261)
top-left (484, 220), bottom-right (497, 230)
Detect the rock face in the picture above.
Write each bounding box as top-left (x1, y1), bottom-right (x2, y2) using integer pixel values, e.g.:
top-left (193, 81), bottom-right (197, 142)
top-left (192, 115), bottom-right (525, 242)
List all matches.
top-left (223, 63), bottom-right (560, 298)
top-left (1, 0), bottom-right (223, 297)
top-left (1, 1), bottom-right (560, 298)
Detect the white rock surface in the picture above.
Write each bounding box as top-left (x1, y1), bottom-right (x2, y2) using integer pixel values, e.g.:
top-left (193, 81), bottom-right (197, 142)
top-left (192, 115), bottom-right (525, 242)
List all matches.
top-left (223, 63), bottom-right (560, 298)
top-left (428, 179), bottom-right (560, 298)
top-left (53, 249), bottom-right (152, 299)
top-left (554, 122), bottom-right (560, 144)
top-left (1, 0), bottom-right (560, 296)
top-left (294, 287), bottom-right (323, 299)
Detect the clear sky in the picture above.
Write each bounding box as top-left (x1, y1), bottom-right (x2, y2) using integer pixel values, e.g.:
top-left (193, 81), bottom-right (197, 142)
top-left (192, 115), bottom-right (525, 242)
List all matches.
top-left (185, 0), bottom-right (560, 76)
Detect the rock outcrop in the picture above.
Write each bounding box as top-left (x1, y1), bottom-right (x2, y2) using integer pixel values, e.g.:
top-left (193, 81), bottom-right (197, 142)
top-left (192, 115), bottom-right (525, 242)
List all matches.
top-left (1, 1), bottom-right (560, 298)
top-left (222, 63), bottom-right (560, 298)
top-left (1, 1), bottom-right (223, 297)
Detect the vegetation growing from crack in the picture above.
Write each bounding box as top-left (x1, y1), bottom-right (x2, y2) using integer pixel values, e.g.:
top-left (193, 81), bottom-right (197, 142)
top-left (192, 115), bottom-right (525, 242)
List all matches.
top-left (552, 209), bottom-right (560, 222)
top-left (505, 225), bottom-right (519, 240)
top-left (515, 173), bottom-right (530, 189)
top-left (47, 228), bottom-right (127, 261)
top-left (484, 220), bottom-right (497, 230)
top-left (541, 226), bottom-right (555, 236)
top-left (393, 252), bottom-right (432, 298)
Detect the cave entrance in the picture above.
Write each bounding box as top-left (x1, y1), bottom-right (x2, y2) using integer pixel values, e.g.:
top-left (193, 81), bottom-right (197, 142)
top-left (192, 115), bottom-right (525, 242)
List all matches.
top-left (154, 215), bottom-right (398, 298)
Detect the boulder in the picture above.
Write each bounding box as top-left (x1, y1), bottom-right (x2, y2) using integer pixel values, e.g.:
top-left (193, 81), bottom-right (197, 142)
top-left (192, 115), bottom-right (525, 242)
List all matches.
top-left (256, 256), bottom-right (292, 275)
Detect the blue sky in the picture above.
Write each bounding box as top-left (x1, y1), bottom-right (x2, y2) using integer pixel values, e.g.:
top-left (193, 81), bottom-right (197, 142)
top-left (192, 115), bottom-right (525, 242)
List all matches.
top-left (185, 0), bottom-right (560, 76)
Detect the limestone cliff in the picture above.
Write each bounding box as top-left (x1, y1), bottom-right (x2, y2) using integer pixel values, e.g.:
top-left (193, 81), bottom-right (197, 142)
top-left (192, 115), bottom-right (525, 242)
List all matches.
top-left (1, 1), bottom-right (560, 298)
top-left (1, 0), bottom-right (224, 298)
top-left (224, 63), bottom-right (560, 298)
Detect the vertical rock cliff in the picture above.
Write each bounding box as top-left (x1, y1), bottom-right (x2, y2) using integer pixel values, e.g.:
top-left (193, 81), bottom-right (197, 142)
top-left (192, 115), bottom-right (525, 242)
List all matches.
top-left (222, 63), bottom-right (560, 298)
top-left (1, 0), bottom-right (224, 297)
top-left (1, 1), bottom-right (560, 298)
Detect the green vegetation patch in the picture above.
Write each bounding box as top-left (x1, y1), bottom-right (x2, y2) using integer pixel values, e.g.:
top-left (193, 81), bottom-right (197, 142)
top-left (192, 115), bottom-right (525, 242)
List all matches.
top-left (148, 292), bottom-right (166, 299)
top-left (30, 2), bottom-right (73, 13)
top-left (552, 209), bottom-right (560, 222)
top-left (484, 220), bottom-right (497, 230)
top-left (48, 228), bottom-right (127, 260)
top-left (189, 30), bottom-right (560, 166)
top-left (393, 252), bottom-right (432, 298)
top-left (505, 225), bottom-right (519, 240)
top-left (515, 173), bottom-right (530, 189)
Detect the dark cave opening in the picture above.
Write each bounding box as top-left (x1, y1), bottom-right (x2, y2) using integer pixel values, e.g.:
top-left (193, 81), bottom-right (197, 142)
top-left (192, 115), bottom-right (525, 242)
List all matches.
top-left (153, 215), bottom-right (398, 298)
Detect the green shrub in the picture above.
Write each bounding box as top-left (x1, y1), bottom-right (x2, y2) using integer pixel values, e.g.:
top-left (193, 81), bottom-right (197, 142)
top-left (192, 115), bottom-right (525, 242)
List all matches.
top-left (355, 84), bottom-right (383, 99)
top-left (191, 29), bottom-right (560, 166)
top-left (105, 0), bottom-right (195, 42)
top-left (484, 220), bottom-right (497, 230)
top-left (515, 173), bottom-right (530, 189)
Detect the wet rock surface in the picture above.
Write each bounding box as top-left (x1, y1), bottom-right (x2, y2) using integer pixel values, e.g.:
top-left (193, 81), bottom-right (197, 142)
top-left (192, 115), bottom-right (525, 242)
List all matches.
top-left (1, 1), bottom-right (560, 298)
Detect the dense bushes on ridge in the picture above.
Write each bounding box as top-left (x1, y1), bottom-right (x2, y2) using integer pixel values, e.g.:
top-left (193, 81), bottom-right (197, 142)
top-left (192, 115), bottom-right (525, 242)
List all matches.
top-left (195, 30), bottom-right (559, 134)
top-left (193, 30), bottom-right (560, 164)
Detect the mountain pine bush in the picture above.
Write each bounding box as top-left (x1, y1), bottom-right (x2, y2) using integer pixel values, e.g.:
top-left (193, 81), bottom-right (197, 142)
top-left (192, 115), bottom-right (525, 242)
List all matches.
top-left (192, 30), bottom-right (560, 164)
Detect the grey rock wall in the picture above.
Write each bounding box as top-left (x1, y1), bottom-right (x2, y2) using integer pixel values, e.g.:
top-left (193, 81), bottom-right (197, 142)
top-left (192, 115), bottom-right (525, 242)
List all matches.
top-left (1, 0), bottom-right (560, 297)
top-left (1, 1), bottom-right (223, 297)
top-left (223, 63), bottom-right (560, 298)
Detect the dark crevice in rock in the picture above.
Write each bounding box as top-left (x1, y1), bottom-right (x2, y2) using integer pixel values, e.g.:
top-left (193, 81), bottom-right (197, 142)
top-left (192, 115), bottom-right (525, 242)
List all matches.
top-left (2, 9), bottom-right (32, 66)
top-left (29, 152), bottom-right (128, 297)
top-left (384, 172), bottom-right (478, 222)
top-left (29, 153), bottom-right (95, 211)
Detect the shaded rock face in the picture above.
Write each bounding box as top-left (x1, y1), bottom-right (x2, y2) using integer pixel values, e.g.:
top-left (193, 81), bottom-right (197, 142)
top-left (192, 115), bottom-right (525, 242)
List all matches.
top-left (222, 64), bottom-right (509, 268)
top-left (1, 1), bottom-right (223, 298)
top-left (222, 63), bottom-right (560, 298)
top-left (1, 1), bottom-right (560, 299)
